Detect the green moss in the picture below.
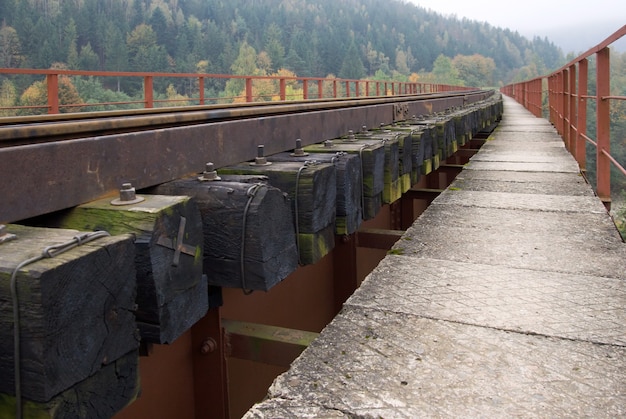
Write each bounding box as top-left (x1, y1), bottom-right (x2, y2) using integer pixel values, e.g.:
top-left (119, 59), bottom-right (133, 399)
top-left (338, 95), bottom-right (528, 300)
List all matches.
top-left (448, 187), bottom-right (462, 191)
top-left (387, 248), bottom-right (404, 255)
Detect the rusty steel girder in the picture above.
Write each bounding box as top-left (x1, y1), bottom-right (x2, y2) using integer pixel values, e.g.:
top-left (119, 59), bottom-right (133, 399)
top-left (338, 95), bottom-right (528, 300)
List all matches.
top-left (0, 91), bottom-right (493, 223)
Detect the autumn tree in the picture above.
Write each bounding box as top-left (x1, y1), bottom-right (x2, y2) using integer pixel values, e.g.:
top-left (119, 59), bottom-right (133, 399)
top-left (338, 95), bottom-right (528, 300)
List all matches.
top-left (452, 54), bottom-right (496, 88)
top-left (19, 72), bottom-right (83, 115)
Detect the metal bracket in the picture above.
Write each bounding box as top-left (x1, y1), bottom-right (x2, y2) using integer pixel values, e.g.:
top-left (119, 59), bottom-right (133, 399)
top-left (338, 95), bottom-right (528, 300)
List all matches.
top-left (393, 103), bottom-right (409, 121)
top-left (156, 216), bottom-right (197, 267)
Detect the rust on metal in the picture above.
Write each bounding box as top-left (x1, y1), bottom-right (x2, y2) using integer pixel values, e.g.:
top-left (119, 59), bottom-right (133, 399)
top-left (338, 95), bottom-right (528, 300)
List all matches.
top-left (222, 319), bottom-right (318, 368)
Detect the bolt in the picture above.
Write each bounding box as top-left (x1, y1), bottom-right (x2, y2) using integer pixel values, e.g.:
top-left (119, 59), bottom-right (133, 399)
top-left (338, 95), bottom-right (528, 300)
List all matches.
top-left (324, 140), bottom-right (334, 148)
top-left (111, 182), bottom-right (145, 206)
top-left (198, 162), bottom-right (221, 181)
top-left (345, 130), bottom-right (356, 142)
top-left (200, 337), bottom-right (218, 355)
top-left (119, 183), bottom-right (136, 201)
top-left (291, 138), bottom-right (309, 157)
top-left (251, 144), bottom-right (271, 166)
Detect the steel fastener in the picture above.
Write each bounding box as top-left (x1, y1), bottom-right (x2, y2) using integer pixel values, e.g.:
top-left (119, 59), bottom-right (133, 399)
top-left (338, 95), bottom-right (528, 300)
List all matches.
top-left (110, 183), bottom-right (146, 206)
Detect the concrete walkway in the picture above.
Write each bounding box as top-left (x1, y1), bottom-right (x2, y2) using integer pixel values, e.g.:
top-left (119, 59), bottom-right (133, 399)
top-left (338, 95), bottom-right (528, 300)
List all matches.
top-left (244, 96), bottom-right (626, 418)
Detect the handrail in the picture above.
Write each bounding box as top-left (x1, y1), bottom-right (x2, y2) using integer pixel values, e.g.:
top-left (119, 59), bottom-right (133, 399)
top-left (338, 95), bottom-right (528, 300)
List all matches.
top-left (0, 68), bottom-right (472, 116)
top-left (501, 25), bottom-right (626, 210)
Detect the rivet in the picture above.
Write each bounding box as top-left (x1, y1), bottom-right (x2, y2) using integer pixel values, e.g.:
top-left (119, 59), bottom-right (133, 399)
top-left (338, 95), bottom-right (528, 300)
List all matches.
top-left (324, 140), bottom-right (334, 148)
top-left (345, 130), bottom-right (356, 142)
top-left (198, 162), bottom-right (221, 181)
top-left (291, 139), bottom-right (309, 157)
top-left (111, 183), bottom-right (145, 206)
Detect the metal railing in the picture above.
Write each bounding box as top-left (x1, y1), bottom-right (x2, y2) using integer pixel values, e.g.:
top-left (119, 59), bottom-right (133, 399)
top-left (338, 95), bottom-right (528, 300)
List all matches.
top-left (502, 25), bottom-right (626, 209)
top-left (0, 68), bottom-right (471, 116)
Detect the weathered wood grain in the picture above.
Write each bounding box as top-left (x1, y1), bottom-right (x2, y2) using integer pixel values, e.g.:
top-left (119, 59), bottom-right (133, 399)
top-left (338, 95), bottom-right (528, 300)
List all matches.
top-left (52, 195), bottom-right (207, 344)
top-left (268, 151), bottom-right (363, 235)
top-left (304, 140), bottom-right (385, 220)
top-left (151, 179), bottom-right (299, 291)
top-left (218, 161), bottom-right (337, 265)
top-left (0, 350), bottom-right (139, 418)
top-left (0, 224), bottom-right (137, 402)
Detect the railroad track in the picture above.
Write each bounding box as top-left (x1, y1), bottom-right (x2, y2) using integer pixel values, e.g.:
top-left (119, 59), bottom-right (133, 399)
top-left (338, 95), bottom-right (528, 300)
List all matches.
top-left (0, 90), bottom-right (492, 223)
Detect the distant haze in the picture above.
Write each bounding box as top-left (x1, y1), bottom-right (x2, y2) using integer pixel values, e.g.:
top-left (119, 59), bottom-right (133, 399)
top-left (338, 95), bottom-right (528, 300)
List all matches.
top-left (406, 0), bottom-right (625, 53)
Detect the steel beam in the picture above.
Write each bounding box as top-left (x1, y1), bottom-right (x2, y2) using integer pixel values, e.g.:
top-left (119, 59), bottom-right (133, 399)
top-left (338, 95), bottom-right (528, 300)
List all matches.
top-left (356, 228), bottom-right (405, 250)
top-left (223, 319), bottom-right (318, 368)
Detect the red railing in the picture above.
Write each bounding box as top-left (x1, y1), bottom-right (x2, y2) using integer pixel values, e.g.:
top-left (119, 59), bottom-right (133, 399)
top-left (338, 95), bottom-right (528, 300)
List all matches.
top-left (502, 25), bottom-right (626, 209)
top-left (0, 68), bottom-right (471, 116)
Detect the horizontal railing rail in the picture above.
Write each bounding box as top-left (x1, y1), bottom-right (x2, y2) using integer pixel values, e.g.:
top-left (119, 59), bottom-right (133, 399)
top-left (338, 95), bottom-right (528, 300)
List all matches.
top-left (501, 25), bottom-right (626, 209)
top-left (0, 68), bottom-right (472, 116)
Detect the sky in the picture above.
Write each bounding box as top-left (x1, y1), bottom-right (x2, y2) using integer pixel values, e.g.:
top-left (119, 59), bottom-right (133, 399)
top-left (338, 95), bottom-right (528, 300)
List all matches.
top-left (406, 0), bottom-right (625, 52)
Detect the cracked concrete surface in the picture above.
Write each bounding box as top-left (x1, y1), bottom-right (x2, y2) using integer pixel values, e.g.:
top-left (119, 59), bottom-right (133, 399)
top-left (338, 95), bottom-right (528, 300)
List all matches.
top-left (243, 95), bottom-right (626, 418)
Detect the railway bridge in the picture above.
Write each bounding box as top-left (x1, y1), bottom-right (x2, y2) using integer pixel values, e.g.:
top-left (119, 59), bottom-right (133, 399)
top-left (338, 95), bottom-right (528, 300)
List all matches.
top-left (1, 26), bottom-right (625, 419)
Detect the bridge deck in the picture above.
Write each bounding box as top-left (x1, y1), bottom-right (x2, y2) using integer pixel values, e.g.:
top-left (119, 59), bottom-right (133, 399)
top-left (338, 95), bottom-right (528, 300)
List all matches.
top-left (244, 96), bottom-right (626, 418)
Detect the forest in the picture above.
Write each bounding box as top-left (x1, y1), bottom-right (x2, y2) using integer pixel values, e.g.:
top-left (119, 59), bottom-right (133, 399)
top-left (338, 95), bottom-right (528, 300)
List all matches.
top-left (0, 0), bottom-right (625, 226)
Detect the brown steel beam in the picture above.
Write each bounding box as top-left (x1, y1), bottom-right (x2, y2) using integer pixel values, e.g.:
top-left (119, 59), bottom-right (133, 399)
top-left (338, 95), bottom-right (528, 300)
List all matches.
top-left (1, 92), bottom-right (494, 223)
top-left (191, 306), bottom-right (230, 419)
top-left (333, 234), bottom-right (358, 313)
top-left (356, 228), bottom-right (405, 250)
top-left (222, 319), bottom-right (318, 368)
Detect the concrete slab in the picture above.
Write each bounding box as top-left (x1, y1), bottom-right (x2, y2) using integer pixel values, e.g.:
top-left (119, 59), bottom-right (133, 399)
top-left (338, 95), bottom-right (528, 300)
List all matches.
top-left (435, 189), bottom-right (608, 213)
top-left (451, 170), bottom-right (593, 196)
top-left (257, 307), bottom-right (626, 418)
top-left (348, 256), bottom-right (626, 346)
top-left (396, 204), bottom-right (626, 279)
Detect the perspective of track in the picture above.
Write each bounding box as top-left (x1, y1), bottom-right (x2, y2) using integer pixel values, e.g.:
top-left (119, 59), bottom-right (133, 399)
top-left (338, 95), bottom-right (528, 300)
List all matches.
top-left (0, 90), bottom-right (502, 418)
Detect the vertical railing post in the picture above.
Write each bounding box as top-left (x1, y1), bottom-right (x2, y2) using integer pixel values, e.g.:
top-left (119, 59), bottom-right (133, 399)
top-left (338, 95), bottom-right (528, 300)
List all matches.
top-left (302, 79), bottom-right (308, 100)
top-left (345, 81), bottom-right (350, 98)
top-left (376, 82), bottom-right (380, 96)
top-left (355, 81), bottom-right (360, 97)
top-left (596, 47), bottom-right (611, 208)
top-left (577, 58), bottom-right (588, 171)
top-left (333, 79), bottom-right (338, 98)
top-left (46, 73), bottom-right (59, 114)
top-left (318, 80), bottom-right (323, 99)
top-left (280, 78), bottom-right (286, 101)
top-left (568, 63), bottom-right (577, 158)
top-left (144, 75), bottom-right (154, 108)
top-left (365, 81), bottom-right (370, 97)
top-left (199, 77), bottom-right (205, 105)
top-left (562, 68), bottom-right (570, 150)
top-left (245, 77), bottom-right (253, 102)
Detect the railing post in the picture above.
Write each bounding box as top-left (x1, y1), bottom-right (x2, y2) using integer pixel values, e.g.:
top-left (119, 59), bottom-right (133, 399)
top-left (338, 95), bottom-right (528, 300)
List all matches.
top-left (245, 77), bottom-right (253, 102)
top-left (280, 78), bottom-right (286, 101)
top-left (345, 81), bottom-right (350, 98)
top-left (562, 68), bottom-right (570, 150)
top-left (355, 81), bottom-right (360, 97)
top-left (376, 82), bottom-right (380, 96)
top-left (199, 77), bottom-right (205, 105)
top-left (144, 75), bottom-right (154, 108)
top-left (596, 47), bottom-right (611, 209)
top-left (303, 79), bottom-right (308, 100)
top-left (568, 64), bottom-right (577, 158)
top-left (333, 80), bottom-right (338, 98)
top-left (317, 80), bottom-right (323, 99)
top-left (46, 73), bottom-right (59, 114)
top-left (577, 59), bottom-right (588, 171)
top-left (365, 81), bottom-right (370, 97)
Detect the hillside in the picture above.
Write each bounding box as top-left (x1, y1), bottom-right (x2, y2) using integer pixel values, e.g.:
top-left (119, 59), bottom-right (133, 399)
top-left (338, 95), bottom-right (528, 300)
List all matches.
top-left (0, 0), bottom-right (564, 86)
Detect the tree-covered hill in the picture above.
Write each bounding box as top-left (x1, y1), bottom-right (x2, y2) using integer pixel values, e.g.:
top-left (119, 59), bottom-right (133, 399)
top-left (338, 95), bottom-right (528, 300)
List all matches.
top-left (1, 0), bottom-right (564, 86)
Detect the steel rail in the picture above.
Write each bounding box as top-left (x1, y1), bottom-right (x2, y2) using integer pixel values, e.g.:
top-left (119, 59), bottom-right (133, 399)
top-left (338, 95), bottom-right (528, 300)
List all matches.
top-left (0, 91), bottom-right (478, 146)
top-left (0, 90), bottom-right (494, 223)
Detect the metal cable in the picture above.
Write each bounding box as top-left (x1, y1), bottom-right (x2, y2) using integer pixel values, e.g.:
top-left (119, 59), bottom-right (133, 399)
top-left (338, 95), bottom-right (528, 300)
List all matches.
top-left (294, 161), bottom-right (318, 265)
top-left (10, 230), bottom-right (110, 419)
top-left (241, 183), bottom-right (263, 295)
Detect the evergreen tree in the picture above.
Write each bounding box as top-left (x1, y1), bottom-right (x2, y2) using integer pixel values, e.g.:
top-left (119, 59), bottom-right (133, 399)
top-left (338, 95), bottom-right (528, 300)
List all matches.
top-left (339, 41), bottom-right (366, 80)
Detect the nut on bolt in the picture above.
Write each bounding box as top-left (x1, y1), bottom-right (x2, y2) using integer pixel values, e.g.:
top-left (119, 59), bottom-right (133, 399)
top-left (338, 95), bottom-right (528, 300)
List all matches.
top-left (250, 145), bottom-right (272, 166)
top-left (198, 162), bottom-right (221, 181)
top-left (291, 139), bottom-right (309, 157)
top-left (111, 183), bottom-right (146, 206)
top-left (200, 337), bottom-right (218, 354)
